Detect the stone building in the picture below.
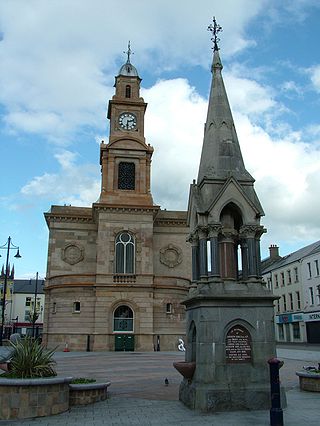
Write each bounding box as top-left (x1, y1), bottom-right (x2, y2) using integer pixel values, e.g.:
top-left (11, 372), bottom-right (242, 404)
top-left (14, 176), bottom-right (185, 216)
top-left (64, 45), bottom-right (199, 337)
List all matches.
top-left (262, 241), bottom-right (320, 343)
top-left (42, 48), bottom-right (191, 351)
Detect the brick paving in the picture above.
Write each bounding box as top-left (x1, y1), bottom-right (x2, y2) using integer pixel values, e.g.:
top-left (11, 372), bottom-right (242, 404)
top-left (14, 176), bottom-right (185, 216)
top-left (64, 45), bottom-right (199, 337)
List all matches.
top-left (1, 346), bottom-right (320, 425)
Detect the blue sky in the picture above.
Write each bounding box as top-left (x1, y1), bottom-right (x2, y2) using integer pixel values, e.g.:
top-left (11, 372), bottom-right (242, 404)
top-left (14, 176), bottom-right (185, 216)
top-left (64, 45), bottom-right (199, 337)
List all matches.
top-left (1, 0), bottom-right (320, 278)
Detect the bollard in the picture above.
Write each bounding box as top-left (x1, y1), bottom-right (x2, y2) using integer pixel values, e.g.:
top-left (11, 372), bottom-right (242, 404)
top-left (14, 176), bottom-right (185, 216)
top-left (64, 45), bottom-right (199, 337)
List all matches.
top-left (268, 357), bottom-right (284, 426)
top-left (86, 335), bottom-right (90, 352)
top-left (157, 335), bottom-right (160, 351)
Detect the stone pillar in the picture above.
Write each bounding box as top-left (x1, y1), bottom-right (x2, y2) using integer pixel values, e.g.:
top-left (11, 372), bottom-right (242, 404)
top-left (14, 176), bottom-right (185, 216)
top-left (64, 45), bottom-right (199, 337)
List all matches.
top-left (208, 224), bottom-right (221, 277)
top-left (188, 234), bottom-right (200, 282)
top-left (240, 225), bottom-right (266, 279)
top-left (240, 240), bottom-right (249, 281)
top-left (198, 227), bottom-right (208, 279)
top-left (219, 230), bottom-right (237, 280)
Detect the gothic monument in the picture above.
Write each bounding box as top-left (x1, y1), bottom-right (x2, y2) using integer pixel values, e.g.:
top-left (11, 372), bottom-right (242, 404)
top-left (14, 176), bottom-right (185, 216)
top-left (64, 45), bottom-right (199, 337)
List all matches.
top-left (179, 18), bottom-right (279, 412)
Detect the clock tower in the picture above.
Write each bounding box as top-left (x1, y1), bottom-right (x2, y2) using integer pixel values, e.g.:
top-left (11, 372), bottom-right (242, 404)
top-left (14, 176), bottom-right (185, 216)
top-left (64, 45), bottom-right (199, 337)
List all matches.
top-left (99, 42), bottom-right (154, 207)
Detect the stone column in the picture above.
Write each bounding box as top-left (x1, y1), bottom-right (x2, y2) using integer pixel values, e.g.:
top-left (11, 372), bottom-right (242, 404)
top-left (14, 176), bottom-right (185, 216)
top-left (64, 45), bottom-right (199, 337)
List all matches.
top-left (208, 224), bottom-right (221, 277)
top-left (219, 229), bottom-right (237, 280)
top-left (240, 239), bottom-right (249, 281)
top-left (188, 233), bottom-right (200, 282)
top-left (198, 227), bottom-right (208, 279)
top-left (240, 225), bottom-right (266, 279)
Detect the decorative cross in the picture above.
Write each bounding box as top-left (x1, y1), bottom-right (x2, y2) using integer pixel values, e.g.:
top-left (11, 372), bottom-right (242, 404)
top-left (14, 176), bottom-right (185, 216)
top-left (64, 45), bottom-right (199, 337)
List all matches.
top-left (207, 17), bottom-right (223, 51)
top-left (124, 41), bottom-right (134, 63)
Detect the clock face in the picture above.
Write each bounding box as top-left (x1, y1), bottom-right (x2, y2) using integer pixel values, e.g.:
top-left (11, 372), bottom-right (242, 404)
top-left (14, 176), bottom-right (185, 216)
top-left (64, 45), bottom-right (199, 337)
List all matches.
top-left (118, 112), bottom-right (137, 130)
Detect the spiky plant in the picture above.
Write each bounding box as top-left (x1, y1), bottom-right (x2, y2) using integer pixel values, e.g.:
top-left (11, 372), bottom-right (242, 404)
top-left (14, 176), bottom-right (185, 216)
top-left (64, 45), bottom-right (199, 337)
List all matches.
top-left (5, 337), bottom-right (57, 378)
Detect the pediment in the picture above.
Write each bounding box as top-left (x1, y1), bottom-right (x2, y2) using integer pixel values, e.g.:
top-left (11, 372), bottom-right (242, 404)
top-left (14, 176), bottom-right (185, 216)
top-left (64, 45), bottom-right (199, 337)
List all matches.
top-left (207, 177), bottom-right (261, 223)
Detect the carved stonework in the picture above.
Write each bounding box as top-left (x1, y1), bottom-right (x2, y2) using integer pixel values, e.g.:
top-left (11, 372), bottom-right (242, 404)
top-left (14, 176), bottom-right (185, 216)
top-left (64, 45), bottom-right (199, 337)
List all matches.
top-left (239, 225), bottom-right (266, 239)
top-left (62, 243), bottom-right (84, 265)
top-left (160, 244), bottom-right (183, 268)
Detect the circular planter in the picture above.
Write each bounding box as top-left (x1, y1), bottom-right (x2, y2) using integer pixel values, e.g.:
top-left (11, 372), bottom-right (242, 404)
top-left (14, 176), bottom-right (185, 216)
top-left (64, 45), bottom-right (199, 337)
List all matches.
top-left (0, 376), bottom-right (73, 420)
top-left (296, 371), bottom-right (320, 392)
top-left (69, 381), bottom-right (111, 406)
top-left (173, 361), bottom-right (196, 381)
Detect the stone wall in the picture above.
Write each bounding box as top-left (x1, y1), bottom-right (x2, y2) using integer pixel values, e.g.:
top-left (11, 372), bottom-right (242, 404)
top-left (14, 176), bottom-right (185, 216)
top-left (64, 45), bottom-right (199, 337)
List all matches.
top-left (0, 377), bottom-right (71, 420)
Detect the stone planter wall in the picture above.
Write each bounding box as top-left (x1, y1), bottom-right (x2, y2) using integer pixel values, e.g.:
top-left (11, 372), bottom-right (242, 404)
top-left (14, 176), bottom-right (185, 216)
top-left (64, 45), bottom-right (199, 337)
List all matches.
top-left (0, 377), bottom-right (72, 420)
top-left (69, 382), bottom-right (111, 406)
top-left (296, 371), bottom-right (320, 392)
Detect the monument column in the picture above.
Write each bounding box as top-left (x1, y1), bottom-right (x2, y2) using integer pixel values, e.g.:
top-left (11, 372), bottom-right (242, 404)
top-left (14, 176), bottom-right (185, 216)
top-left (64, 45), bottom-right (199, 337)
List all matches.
top-left (208, 224), bottom-right (221, 278)
top-left (188, 233), bottom-right (200, 282)
top-left (219, 229), bottom-right (238, 280)
top-left (198, 227), bottom-right (208, 280)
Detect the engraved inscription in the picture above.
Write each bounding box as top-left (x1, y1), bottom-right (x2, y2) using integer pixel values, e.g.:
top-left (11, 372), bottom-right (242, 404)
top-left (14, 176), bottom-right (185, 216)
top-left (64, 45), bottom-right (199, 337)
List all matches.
top-left (225, 325), bottom-right (252, 363)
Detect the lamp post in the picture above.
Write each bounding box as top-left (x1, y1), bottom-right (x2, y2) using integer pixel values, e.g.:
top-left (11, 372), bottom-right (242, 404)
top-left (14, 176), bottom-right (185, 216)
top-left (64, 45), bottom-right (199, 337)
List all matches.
top-left (31, 272), bottom-right (39, 338)
top-left (0, 236), bottom-right (21, 346)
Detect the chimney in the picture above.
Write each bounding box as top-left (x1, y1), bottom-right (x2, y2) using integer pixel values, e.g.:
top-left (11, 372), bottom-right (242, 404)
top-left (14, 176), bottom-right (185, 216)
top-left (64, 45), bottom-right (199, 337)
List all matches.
top-left (269, 244), bottom-right (279, 259)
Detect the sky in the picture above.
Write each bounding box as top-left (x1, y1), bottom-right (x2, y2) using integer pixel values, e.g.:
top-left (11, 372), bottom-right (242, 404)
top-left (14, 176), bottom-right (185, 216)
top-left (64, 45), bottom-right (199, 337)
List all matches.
top-left (1, 0), bottom-right (320, 279)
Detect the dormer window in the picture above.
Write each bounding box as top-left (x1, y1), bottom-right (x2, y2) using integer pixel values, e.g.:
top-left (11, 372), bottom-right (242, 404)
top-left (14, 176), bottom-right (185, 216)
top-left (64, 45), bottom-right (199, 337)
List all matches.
top-left (125, 85), bottom-right (131, 98)
top-left (118, 162), bottom-right (135, 190)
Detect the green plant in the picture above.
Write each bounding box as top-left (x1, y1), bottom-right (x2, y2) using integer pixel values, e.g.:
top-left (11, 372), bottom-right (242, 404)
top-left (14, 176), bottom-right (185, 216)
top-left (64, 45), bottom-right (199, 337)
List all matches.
top-left (4, 336), bottom-right (57, 379)
top-left (71, 377), bottom-right (97, 384)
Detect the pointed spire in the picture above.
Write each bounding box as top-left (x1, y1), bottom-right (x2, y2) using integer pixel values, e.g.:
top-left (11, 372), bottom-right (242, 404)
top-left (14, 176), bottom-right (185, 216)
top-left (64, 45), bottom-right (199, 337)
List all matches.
top-left (197, 20), bottom-right (253, 184)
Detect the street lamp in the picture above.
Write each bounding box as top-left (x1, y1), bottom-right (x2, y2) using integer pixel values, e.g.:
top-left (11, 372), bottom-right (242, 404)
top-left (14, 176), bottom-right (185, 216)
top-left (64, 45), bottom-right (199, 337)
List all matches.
top-left (0, 236), bottom-right (21, 346)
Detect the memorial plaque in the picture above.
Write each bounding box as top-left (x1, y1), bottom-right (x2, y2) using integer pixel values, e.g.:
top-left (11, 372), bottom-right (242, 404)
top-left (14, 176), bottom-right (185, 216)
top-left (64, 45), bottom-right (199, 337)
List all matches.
top-left (225, 325), bottom-right (252, 363)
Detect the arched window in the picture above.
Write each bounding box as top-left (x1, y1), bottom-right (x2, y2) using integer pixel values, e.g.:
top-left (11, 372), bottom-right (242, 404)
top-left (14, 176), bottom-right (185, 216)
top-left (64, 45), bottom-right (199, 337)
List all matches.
top-left (115, 232), bottom-right (135, 274)
top-left (114, 305), bottom-right (134, 332)
top-left (125, 85), bottom-right (131, 98)
top-left (118, 162), bottom-right (135, 190)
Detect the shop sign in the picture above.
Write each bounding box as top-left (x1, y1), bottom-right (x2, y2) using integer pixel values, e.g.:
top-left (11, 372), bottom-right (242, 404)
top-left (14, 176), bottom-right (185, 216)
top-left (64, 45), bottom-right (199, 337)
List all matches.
top-left (277, 314), bottom-right (292, 324)
top-left (304, 312), bottom-right (320, 322)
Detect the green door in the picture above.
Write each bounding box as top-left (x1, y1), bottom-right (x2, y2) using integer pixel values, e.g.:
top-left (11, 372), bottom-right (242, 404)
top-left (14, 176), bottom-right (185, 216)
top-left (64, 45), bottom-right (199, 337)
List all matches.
top-left (115, 334), bottom-right (135, 351)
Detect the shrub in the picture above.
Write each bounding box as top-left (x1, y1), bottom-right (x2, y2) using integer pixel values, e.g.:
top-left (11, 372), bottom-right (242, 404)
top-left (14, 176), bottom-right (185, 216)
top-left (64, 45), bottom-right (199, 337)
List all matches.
top-left (4, 337), bottom-right (57, 379)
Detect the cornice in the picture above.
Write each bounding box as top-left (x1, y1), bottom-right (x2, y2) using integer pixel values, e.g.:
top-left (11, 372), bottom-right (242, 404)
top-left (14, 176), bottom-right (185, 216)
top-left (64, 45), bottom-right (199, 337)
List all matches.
top-left (154, 218), bottom-right (187, 227)
top-left (44, 212), bottom-right (94, 225)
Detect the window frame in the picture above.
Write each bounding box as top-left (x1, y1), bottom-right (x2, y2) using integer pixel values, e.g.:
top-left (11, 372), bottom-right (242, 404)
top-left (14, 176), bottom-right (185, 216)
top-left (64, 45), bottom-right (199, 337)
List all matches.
top-left (115, 232), bottom-right (135, 274)
top-left (73, 301), bottom-right (81, 313)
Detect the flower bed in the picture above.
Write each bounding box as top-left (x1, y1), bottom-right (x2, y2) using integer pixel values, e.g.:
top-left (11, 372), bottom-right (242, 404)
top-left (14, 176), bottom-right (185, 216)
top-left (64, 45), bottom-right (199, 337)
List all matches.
top-left (0, 376), bottom-right (72, 420)
top-left (296, 371), bottom-right (320, 392)
top-left (69, 381), bottom-right (111, 406)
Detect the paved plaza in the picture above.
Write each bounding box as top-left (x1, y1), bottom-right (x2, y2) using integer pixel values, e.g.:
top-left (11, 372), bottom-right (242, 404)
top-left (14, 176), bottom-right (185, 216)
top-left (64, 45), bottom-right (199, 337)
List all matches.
top-left (0, 344), bottom-right (320, 425)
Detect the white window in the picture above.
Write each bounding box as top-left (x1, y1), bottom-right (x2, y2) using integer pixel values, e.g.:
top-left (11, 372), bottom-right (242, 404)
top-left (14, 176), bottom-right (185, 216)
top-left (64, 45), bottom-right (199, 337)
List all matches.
top-left (274, 274), bottom-right (279, 288)
top-left (73, 301), bottom-right (81, 313)
top-left (25, 297), bottom-right (31, 307)
top-left (315, 260), bottom-right (319, 276)
top-left (307, 262), bottom-right (312, 278)
top-left (282, 295), bottom-right (287, 311)
top-left (287, 270), bottom-right (292, 284)
top-left (309, 287), bottom-right (314, 305)
top-left (280, 272), bottom-right (285, 286)
top-left (294, 267), bottom-right (299, 282)
top-left (296, 291), bottom-right (301, 310)
top-left (113, 305), bottom-right (134, 332)
top-left (289, 293), bottom-right (293, 310)
top-left (115, 232), bottom-right (135, 274)
top-left (317, 285), bottom-right (320, 304)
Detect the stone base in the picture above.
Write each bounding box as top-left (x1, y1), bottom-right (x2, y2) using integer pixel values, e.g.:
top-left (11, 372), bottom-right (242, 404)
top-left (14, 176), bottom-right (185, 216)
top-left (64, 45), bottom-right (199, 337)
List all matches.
top-left (296, 371), bottom-right (320, 392)
top-left (179, 380), bottom-right (286, 412)
top-left (69, 382), bottom-right (111, 406)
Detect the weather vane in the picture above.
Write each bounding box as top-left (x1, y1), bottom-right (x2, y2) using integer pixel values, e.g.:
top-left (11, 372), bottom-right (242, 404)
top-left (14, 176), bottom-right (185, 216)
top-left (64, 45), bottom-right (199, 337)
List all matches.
top-left (124, 41), bottom-right (134, 63)
top-left (207, 17), bottom-right (223, 51)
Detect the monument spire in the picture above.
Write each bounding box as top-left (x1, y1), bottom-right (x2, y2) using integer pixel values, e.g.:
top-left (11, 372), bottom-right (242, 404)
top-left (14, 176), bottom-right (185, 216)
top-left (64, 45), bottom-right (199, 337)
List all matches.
top-left (197, 17), bottom-right (253, 184)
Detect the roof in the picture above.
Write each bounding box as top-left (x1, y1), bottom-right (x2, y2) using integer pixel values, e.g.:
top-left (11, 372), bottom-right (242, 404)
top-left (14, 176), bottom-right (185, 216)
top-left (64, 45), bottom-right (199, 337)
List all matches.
top-left (13, 279), bottom-right (45, 294)
top-left (262, 240), bottom-right (320, 274)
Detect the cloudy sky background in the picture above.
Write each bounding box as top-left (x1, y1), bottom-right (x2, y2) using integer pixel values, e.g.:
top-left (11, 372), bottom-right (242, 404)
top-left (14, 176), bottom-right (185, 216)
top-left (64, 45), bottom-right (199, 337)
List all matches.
top-left (1, 0), bottom-right (320, 278)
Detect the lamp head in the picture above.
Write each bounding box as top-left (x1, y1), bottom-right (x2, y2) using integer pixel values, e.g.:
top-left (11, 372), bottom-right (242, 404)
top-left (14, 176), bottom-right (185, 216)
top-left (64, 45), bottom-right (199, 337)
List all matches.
top-left (14, 249), bottom-right (21, 258)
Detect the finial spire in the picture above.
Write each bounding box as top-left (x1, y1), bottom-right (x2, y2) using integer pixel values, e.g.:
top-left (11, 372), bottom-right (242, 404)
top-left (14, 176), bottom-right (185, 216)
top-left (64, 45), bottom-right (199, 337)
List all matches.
top-left (207, 17), bottom-right (222, 51)
top-left (123, 41), bottom-right (134, 63)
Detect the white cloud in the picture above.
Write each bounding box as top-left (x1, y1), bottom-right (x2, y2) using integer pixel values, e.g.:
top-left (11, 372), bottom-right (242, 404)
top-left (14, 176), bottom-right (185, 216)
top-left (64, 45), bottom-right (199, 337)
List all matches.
top-left (21, 150), bottom-right (100, 206)
top-left (0, 0), bottom-right (267, 142)
top-left (309, 65), bottom-right (320, 92)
